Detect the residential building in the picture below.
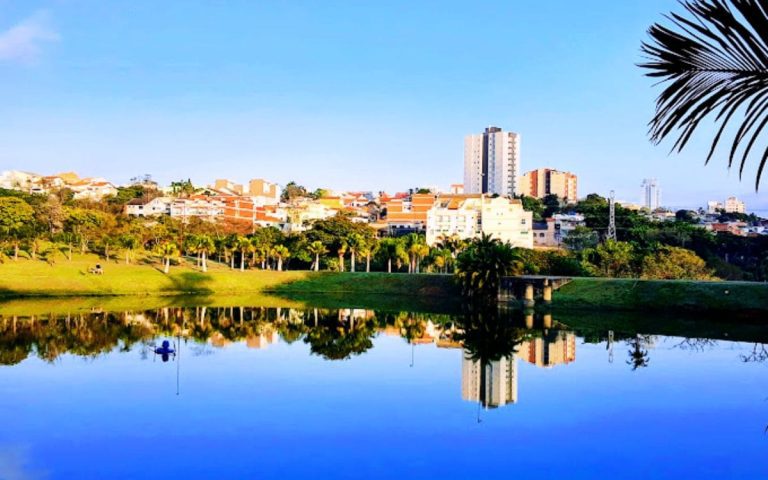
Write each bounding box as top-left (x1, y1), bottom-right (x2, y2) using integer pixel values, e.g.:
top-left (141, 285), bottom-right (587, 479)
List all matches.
top-left (425, 194), bottom-right (533, 248)
top-left (463, 126), bottom-right (520, 197)
top-left (0, 170), bottom-right (44, 193)
top-left (520, 168), bottom-right (578, 203)
top-left (461, 354), bottom-right (518, 408)
top-left (641, 178), bottom-right (662, 210)
top-left (518, 331), bottom-right (576, 368)
top-left (724, 196), bottom-right (746, 214)
top-left (124, 197), bottom-right (173, 216)
top-left (214, 179), bottom-right (244, 195)
top-left (449, 184), bottom-right (464, 194)
top-left (247, 178), bottom-right (280, 204)
top-left (384, 193), bottom-right (436, 235)
top-left (170, 196), bottom-right (226, 222)
top-left (532, 213), bottom-right (585, 248)
top-left (70, 178), bottom-right (119, 200)
top-left (707, 200), bottom-right (724, 214)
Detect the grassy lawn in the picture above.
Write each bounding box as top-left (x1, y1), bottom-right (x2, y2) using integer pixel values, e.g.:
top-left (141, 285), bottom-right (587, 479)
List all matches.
top-left (553, 277), bottom-right (768, 314)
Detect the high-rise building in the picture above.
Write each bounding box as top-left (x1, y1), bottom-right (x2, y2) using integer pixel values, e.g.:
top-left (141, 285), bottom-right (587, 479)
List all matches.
top-left (464, 127), bottom-right (520, 197)
top-left (641, 178), bottom-right (661, 210)
top-left (520, 168), bottom-right (578, 203)
top-left (461, 353), bottom-right (518, 408)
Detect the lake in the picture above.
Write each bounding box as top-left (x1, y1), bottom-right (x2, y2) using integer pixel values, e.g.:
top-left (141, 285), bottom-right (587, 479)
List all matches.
top-left (0, 302), bottom-right (766, 479)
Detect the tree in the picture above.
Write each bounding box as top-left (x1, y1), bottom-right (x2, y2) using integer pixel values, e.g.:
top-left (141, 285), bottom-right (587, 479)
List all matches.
top-left (377, 237), bottom-right (407, 273)
top-left (640, 0), bottom-right (768, 189)
top-left (281, 181), bottom-right (310, 202)
top-left (641, 246), bottom-right (714, 280)
top-left (563, 226), bottom-right (599, 252)
top-left (542, 194), bottom-right (563, 218)
top-left (234, 236), bottom-right (252, 271)
top-left (154, 241), bottom-right (179, 274)
top-left (455, 234), bottom-right (522, 301)
top-left (188, 234), bottom-right (216, 272)
top-left (0, 197), bottom-right (35, 260)
top-left (271, 244), bottom-right (290, 271)
top-left (307, 240), bottom-right (327, 271)
top-left (117, 233), bottom-right (141, 265)
top-left (347, 233), bottom-right (364, 272)
top-left (581, 240), bottom-right (636, 278)
top-left (520, 195), bottom-right (545, 221)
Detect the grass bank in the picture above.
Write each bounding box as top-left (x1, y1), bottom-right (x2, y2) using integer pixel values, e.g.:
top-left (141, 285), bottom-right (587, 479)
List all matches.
top-left (0, 255), bottom-right (460, 312)
top-left (553, 277), bottom-right (768, 315)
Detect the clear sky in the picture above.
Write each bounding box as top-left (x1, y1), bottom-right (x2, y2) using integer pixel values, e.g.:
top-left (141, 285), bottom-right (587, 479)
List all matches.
top-left (0, 0), bottom-right (765, 213)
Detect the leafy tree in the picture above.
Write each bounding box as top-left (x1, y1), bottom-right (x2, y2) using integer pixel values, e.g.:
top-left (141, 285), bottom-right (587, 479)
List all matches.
top-left (563, 226), bottom-right (599, 252)
top-left (118, 233), bottom-right (141, 265)
top-left (0, 197), bottom-right (35, 260)
top-left (641, 246), bottom-right (715, 280)
top-left (520, 195), bottom-right (544, 221)
top-left (542, 194), bottom-right (563, 218)
top-left (641, 0), bottom-right (768, 189)
top-left (581, 240), bottom-right (636, 278)
top-left (281, 181), bottom-right (310, 202)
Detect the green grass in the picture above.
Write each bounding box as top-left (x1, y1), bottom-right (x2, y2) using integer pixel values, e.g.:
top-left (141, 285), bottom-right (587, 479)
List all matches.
top-left (553, 277), bottom-right (768, 314)
top-left (0, 254), bottom-right (461, 313)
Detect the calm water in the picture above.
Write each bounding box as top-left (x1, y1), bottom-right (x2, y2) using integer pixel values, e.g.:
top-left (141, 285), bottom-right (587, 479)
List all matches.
top-left (0, 304), bottom-right (766, 479)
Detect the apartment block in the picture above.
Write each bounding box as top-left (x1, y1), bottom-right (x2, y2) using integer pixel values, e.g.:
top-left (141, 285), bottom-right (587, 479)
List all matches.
top-left (463, 127), bottom-right (520, 197)
top-left (520, 168), bottom-right (578, 203)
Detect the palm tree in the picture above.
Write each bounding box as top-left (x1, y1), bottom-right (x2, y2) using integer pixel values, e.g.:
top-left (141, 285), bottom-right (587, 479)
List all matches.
top-left (118, 233), bottom-right (140, 265)
top-left (640, 0), bottom-right (768, 189)
top-left (377, 237), bottom-right (407, 273)
top-left (154, 241), bottom-right (179, 274)
top-left (347, 233), bottom-right (364, 273)
top-left (359, 237), bottom-right (378, 273)
top-left (234, 236), bottom-right (252, 271)
top-left (336, 240), bottom-right (348, 272)
top-left (403, 233), bottom-right (427, 273)
top-left (307, 241), bottom-right (327, 271)
top-left (190, 234), bottom-right (215, 272)
top-left (271, 244), bottom-right (290, 271)
top-left (455, 234), bottom-right (520, 301)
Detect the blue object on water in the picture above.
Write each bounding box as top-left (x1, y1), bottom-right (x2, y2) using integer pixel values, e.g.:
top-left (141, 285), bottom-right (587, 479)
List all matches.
top-left (154, 340), bottom-right (175, 355)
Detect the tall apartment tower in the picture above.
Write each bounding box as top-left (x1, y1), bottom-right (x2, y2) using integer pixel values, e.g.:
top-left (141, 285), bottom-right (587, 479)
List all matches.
top-left (520, 168), bottom-right (578, 203)
top-left (464, 126), bottom-right (520, 197)
top-left (641, 178), bottom-right (661, 210)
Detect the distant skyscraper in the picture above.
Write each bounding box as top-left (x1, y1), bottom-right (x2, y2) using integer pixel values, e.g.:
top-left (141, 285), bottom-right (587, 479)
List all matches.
top-left (463, 127), bottom-right (520, 197)
top-left (641, 178), bottom-right (661, 210)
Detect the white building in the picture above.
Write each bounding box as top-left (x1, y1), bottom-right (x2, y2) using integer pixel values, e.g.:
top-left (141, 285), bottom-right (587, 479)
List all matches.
top-left (707, 200), bottom-right (723, 214)
top-left (170, 196), bottom-right (225, 222)
top-left (724, 196), bottom-right (746, 214)
top-left (124, 197), bottom-right (173, 216)
top-left (0, 170), bottom-right (44, 193)
top-left (641, 178), bottom-right (661, 210)
top-left (464, 126), bottom-right (520, 197)
top-left (532, 213), bottom-right (585, 248)
top-left (70, 179), bottom-right (119, 200)
top-left (461, 354), bottom-right (518, 408)
top-left (426, 194), bottom-right (533, 248)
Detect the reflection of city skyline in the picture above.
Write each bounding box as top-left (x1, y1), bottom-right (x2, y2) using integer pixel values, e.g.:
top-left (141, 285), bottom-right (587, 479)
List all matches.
top-left (461, 331), bottom-right (576, 409)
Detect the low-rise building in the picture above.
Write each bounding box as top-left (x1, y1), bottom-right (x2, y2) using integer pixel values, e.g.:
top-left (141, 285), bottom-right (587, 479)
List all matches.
top-left (124, 197), bottom-right (173, 216)
top-left (426, 194), bottom-right (533, 248)
top-left (385, 193), bottom-right (436, 235)
top-left (532, 213), bottom-right (585, 248)
top-left (70, 178), bottom-right (119, 200)
top-left (725, 196), bottom-right (746, 214)
top-left (170, 196), bottom-right (226, 222)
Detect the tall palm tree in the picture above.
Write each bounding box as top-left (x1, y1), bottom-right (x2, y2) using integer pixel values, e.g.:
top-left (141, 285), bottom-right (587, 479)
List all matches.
top-left (154, 241), bottom-right (179, 274)
top-left (271, 244), bottom-right (290, 271)
top-left (336, 240), bottom-right (348, 272)
top-left (307, 240), bottom-right (327, 271)
top-left (377, 237), bottom-right (407, 273)
top-left (640, 0), bottom-right (768, 189)
top-left (234, 236), bottom-right (252, 271)
top-left (455, 234), bottom-right (520, 301)
top-left (191, 234), bottom-right (215, 273)
top-left (347, 233), bottom-right (364, 273)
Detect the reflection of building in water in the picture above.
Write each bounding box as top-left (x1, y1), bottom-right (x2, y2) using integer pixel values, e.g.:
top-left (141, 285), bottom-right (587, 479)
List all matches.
top-left (518, 331), bottom-right (576, 368)
top-left (246, 330), bottom-right (279, 349)
top-left (461, 354), bottom-right (518, 408)
top-left (461, 331), bottom-right (575, 408)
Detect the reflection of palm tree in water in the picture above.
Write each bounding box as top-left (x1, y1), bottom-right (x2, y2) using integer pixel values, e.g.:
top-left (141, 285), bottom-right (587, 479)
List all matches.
top-left (304, 310), bottom-right (377, 360)
top-left (626, 335), bottom-right (652, 371)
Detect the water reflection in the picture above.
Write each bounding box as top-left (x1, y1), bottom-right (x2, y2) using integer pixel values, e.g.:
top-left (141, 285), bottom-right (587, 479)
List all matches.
top-left (0, 305), bottom-right (765, 412)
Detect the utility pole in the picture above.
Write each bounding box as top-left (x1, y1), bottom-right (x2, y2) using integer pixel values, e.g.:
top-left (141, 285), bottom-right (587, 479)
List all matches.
top-left (607, 190), bottom-right (616, 241)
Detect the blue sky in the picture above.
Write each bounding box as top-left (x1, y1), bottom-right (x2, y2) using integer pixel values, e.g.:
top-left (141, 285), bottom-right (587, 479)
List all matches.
top-left (0, 0), bottom-right (766, 213)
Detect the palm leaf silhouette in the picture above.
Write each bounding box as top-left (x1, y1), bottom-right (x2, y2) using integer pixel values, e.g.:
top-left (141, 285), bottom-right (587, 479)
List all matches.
top-left (640, 0), bottom-right (768, 189)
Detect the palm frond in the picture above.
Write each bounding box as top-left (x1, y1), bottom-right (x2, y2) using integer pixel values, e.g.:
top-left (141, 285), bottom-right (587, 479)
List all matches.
top-left (640, 0), bottom-right (768, 189)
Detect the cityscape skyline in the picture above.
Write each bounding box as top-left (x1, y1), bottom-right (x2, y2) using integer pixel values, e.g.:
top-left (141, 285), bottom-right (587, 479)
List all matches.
top-left (1, 1), bottom-right (766, 215)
